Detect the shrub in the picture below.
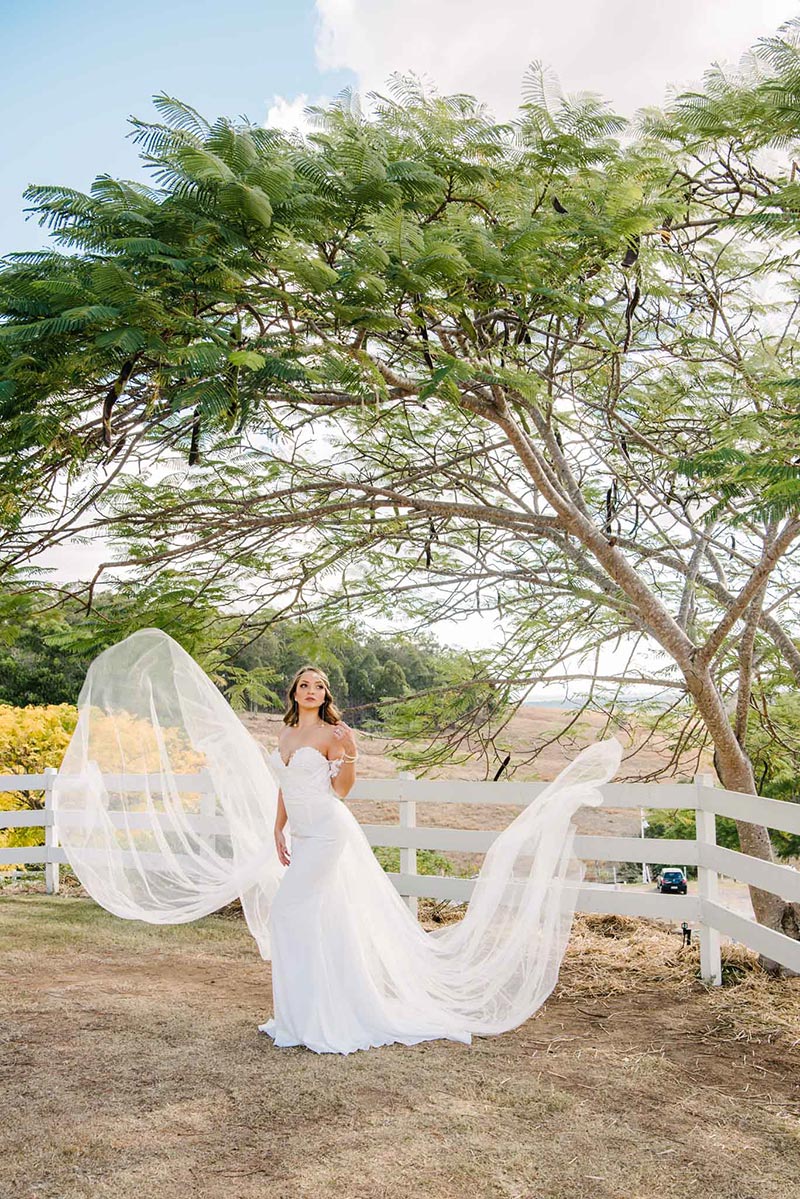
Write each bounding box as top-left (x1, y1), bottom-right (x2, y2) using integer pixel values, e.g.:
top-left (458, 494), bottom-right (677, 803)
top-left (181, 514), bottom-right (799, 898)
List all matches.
top-left (0, 704), bottom-right (77, 849)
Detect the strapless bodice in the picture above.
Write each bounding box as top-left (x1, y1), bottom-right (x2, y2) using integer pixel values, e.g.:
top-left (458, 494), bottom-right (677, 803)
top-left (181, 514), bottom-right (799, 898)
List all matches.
top-left (268, 745), bottom-right (343, 810)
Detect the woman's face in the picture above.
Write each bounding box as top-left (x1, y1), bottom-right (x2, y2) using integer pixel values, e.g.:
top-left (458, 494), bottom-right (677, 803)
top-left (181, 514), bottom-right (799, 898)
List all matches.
top-left (294, 672), bottom-right (327, 714)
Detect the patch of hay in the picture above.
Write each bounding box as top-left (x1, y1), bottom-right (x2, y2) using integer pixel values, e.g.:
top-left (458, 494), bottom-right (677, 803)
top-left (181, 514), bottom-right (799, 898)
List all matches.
top-left (578, 912), bottom-right (642, 938)
top-left (560, 913), bottom-right (800, 1046)
top-left (706, 945), bottom-right (800, 1044)
top-left (558, 913), bottom-right (699, 999)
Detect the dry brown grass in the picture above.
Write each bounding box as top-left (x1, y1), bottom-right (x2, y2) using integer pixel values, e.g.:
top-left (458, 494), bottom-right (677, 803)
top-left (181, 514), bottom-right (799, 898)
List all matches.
top-left (240, 706), bottom-right (700, 787)
top-left (3, 893), bottom-right (799, 1199)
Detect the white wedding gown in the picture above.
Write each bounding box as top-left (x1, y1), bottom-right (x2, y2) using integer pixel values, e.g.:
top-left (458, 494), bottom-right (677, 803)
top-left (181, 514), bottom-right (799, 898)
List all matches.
top-left (53, 628), bottom-right (623, 1057)
top-left (258, 745), bottom-right (475, 1053)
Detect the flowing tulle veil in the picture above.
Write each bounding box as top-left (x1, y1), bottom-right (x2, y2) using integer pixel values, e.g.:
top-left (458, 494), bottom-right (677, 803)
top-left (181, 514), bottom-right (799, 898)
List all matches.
top-left (54, 627), bottom-right (623, 1037)
top-left (53, 628), bottom-right (284, 956)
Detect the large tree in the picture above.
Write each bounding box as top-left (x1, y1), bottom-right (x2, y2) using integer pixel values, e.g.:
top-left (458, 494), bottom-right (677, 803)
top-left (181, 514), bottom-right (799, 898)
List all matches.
top-left (2, 24), bottom-right (800, 947)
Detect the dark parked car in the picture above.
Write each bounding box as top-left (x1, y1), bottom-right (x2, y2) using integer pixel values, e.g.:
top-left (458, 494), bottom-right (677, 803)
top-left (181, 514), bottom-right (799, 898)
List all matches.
top-left (657, 868), bottom-right (688, 895)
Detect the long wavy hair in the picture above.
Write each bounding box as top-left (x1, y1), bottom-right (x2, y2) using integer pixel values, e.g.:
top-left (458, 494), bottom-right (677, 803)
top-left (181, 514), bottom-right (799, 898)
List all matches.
top-left (282, 664), bottom-right (343, 727)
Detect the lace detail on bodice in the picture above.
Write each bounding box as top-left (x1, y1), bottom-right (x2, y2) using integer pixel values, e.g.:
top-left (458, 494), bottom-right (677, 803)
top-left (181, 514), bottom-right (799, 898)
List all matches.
top-left (328, 755), bottom-right (344, 778)
top-left (270, 744), bottom-right (344, 790)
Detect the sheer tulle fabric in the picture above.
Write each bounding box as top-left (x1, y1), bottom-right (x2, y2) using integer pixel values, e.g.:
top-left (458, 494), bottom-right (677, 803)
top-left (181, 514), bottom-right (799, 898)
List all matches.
top-left (52, 628), bottom-right (283, 957)
top-left (55, 627), bottom-right (623, 1052)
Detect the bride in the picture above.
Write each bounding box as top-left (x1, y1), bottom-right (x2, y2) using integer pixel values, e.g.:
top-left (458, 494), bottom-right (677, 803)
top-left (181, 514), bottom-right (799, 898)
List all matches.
top-left (53, 628), bottom-right (623, 1056)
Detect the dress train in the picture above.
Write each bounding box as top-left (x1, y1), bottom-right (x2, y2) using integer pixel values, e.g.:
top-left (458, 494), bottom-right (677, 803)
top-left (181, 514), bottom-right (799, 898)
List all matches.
top-left (52, 628), bottom-right (623, 1055)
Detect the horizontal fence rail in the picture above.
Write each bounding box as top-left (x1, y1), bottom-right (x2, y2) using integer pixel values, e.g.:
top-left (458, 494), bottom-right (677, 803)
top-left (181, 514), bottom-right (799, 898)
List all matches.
top-left (2, 768), bottom-right (799, 982)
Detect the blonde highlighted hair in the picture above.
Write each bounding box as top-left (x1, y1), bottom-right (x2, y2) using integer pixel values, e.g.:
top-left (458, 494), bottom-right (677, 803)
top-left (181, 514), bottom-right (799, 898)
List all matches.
top-left (282, 665), bottom-right (343, 727)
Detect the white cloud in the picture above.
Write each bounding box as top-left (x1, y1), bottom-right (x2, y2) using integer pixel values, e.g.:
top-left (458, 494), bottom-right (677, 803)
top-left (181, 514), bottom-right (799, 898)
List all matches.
top-left (265, 92), bottom-right (318, 136)
top-left (314, 0), bottom-right (796, 117)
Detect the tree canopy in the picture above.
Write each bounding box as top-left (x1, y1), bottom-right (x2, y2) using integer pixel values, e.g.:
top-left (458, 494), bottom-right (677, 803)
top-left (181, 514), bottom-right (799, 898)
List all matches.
top-left (2, 20), bottom-right (800, 937)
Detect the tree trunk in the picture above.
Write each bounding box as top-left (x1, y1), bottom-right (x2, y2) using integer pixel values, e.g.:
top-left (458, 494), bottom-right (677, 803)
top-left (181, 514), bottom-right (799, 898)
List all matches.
top-left (492, 403), bottom-right (800, 969)
top-left (684, 663), bottom-right (800, 975)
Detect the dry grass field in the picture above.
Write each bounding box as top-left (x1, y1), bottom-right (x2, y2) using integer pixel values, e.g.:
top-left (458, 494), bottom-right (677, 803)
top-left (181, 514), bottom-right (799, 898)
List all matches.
top-left (3, 893), bottom-right (799, 1199)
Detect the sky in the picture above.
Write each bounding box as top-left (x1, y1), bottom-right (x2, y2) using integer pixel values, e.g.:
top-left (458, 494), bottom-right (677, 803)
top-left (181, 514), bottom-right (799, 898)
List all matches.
top-left (0, 0), bottom-right (353, 255)
top-left (2, 0), bottom-right (796, 255)
top-left (2, 0), bottom-right (797, 689)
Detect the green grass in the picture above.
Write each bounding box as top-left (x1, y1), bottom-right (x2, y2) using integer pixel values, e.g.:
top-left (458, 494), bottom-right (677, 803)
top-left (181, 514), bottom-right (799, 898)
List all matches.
top-left (371, 845), bottom-right (472, 876)
top-left (0, 891), bottom-right (255, 956)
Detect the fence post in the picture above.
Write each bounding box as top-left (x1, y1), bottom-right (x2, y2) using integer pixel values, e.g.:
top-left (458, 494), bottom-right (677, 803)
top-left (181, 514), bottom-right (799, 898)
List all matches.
top-left (44, 766), bottom-right (59, 895)
top-left (198, 769), bottom-right (217, 854)
top-left (399, 771), bottom-right (418, 918)
top-left (639, 807), bottom-right (651, 885)
top-left (695, 772), bottom-right (722, 986)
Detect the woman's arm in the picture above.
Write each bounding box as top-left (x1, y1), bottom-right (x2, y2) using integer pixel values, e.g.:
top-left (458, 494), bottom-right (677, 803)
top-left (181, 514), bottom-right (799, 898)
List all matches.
top-left (330, 722), bottom-right (358, 798)
top-left (274, 788), bottom-right (290, 866)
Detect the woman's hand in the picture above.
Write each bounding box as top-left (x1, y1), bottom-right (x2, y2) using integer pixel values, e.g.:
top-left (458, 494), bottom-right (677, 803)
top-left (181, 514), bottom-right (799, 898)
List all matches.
top-left (332, 720), bottom-right (357, 757)
top-left (275, 826), bottom-right (291, 867)
top-left (330, 721), bottom-right (358, 799)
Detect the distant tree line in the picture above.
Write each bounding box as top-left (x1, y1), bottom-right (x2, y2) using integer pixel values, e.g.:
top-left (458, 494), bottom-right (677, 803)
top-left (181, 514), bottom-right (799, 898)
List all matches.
top-left (0, 599), bottom-right (469, 729)
top-left (229, 619), bottom-right (457, 725)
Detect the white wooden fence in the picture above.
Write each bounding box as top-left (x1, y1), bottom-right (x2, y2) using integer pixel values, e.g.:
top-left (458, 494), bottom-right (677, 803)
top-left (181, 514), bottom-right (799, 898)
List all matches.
top-left (2, 768), bottom-right (800, 984)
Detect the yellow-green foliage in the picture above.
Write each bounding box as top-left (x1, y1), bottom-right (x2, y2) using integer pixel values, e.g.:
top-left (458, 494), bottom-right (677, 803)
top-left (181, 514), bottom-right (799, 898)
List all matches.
top-left (0, 703), bottom-right (209, 859)
top-left (84, 706), bottom-right (206, 776)
top-left (0, 703), bottom-right (78, 849)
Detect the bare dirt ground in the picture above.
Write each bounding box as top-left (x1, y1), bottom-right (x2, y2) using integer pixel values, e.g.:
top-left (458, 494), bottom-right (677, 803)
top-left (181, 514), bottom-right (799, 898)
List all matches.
top-left (3, 894), bottom-right (799, 1199)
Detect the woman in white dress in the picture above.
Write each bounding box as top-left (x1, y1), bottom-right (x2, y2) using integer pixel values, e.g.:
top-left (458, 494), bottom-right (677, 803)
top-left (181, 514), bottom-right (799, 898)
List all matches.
top-left (53, 628), bottom-right (623, 1057)
top-left (260, 665), bottom-right (370, 1051)
top-left (262, 665), bottom-right (480, 1053)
